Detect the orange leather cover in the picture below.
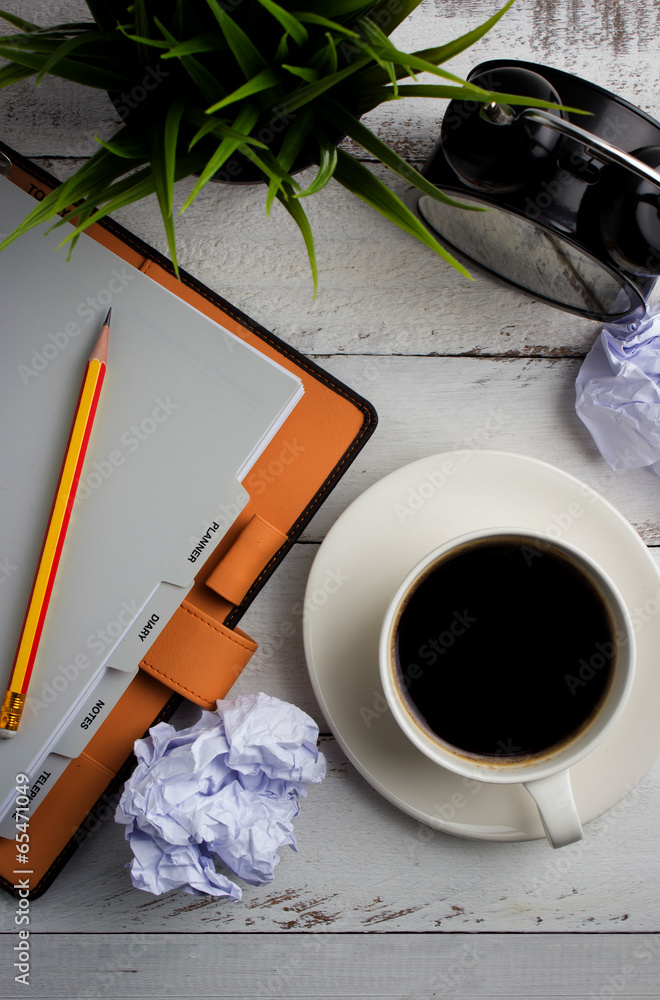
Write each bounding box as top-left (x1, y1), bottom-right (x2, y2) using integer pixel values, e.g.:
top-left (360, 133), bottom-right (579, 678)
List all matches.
top-left (0, 143), bottom-right (376, 898)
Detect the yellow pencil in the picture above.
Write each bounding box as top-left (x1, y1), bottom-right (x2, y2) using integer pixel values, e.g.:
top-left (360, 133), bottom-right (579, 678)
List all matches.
top-left (0, 310), bottom-right (111, 737)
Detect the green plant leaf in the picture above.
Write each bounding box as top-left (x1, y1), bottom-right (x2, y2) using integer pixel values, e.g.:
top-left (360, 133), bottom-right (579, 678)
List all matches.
top-left (290, 12), bottom-right (359, 38)
top-left (355, 22), bottom-right (399, 88)
top-left (132, 0), bottom-right (153, 61)
top-left (275, 183), bottom-right (317, 295)
top-left (265, 108), bottom-right (314, 213)
top-left (51, 137), bottom-right (146, 211)
top-left (206, 66), bottom-right (281, 112)
top-left (187, 115), bottom-right (224, 149)
top-left (237, 140), bottom-right (303, 205)
top-left (149, 142), bottom-right (179, 275)
top-left (95, 134), bottom-right (150, 158)
top-left (255, 0), bottom-right (308, 47)
top-left (362, 0), bottom-right (423, 36)
top-left (162, 32), bottom-right (226, 59)
top-left (333, 148), bottom-right (472, 278)
top-left (116, 28), bottom-right (170, 49)
top-left (282, 63), bottom-right (318, 84)
top-left (51, 169), bottom-right (157, 247)
top-left (180, 102), bottom-right (261, 213)
top-left (274, 55), bottom-right (372, 115)
top-left (0, 31), bottom-right (115, 55)
top-left (0, 188), bottom-right (69, 251)
top-left (360, 0), bottom-right (518, 89)
top-left (132, 0), bottom-right (148, 36)
top-left (83, 0), bottom-right (118, 31)
top-left (0, 0), bottom-right (583, 291)
top-left (186, 108), bottom-right (269, 150)
top-left (374, 83), bottom-right (586, 115)
top-left (0, 8), bottom-right (39, 31)
top-left (318, 0), bottom-right (381, 18)
top-left (149, 98), bottom-right (186, 276)
top-left (239, 145), bottom-right (290, 200)
top-left (295, 132), bottom-right (337, 198)
top-left (361, 39), bottom-right (485, 88)
top-left (0, 44), bottom-right (132, 89)
top-left (153, 17), bottom-right (223, 104)
top-left (274, 31), bottom-right (289, 62)
top-left (322, 32), bottom-right (338, 74)
top-left (413, 0), bottom-right (517, 66)
top-left (51, 149), bottom-right (208, 248)
top-left (0, 61), bottom-right (36, 88)
top-left (34, 30), bottom-right (113, 86)
top-left (319, 98), bottom-right (483, 210)
top-left (0, 147), bottom-right (139, 253)
top-left (163, 98), bottom-right (187, 213)
top-left (204, 0), bottom-right (267, 78)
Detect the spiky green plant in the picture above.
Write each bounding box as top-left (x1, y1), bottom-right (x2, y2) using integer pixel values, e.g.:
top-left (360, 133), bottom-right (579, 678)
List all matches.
top-left (0, 0), bottom-right (564, 289)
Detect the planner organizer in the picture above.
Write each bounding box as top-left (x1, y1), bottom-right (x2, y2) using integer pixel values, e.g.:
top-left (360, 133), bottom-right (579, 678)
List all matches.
top-left (0, 141), bottom-right (377, 898)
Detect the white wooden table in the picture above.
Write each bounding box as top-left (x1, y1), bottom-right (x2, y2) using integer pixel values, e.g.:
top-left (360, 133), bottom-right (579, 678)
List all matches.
top-left (2, 1), bottom-right (660, 997)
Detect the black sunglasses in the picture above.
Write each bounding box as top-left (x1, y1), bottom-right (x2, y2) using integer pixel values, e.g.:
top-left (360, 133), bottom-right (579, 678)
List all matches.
top-left (405, 60), bottom-right (660, 322)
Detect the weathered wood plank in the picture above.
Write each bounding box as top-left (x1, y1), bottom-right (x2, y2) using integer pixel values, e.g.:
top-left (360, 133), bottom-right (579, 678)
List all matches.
top-left (1, 931), bottom-right (660, 998)
top-left (1, 0), bottom-right (660, 978)
top-left (2, 0), bottom-right (659, 157)
top-left (1, 733), bottom-right (658, 934)
top-left (1, 3), bottom-right (658, 358)
top-left (291, 355), bottom-right (660, 544)
top-left (8, 157), bottom-right (601, 359)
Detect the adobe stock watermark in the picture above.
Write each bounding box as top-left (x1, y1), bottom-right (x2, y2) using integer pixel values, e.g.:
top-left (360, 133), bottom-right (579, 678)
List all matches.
top-left (206, 109), bottom-right (298, 183)
top-left (526, 776), bottom-right (641, 898)
top-left (588, 934), bottom-right (660, 1000)
top-left (564, 637), bottom-right (619, 697)
top-left (25, 598), bottom-right (141, 719)
top-left (439, 71), bottom-right (505, 134)
top-left (0, 556), bottom-right (17, 584)
top-left (16, 266), bottom-right (136, 386)
top-left (335, 0), bottom-right (438, 68)
top-left (392, 409), bottom-right (506, 524)
top-left (401, 776), bottom-right (483, 866)
top-left (297, 566), bottom-right (349, 622)
top-left (60, 930), bottom-right (150, 996)
top-left (262, 565), bottom-right (350, 656)
top-left (111, 63), bottom-right (170, 120)
top-left (12, 774), bottom-right (32, 987)
top-left (427, 935), bottom-right (483, 992)
top-left (74, 397), bottom-right (179, 507)
top-left (393, 451), bottom-right (471, 524)
top-left (359, 607), bottom-right (477, 728)
top-left (523, 109), bottom-right (634, 224)
top-left (187, 489), bottom-right (250, 564)
top-left (244, 439), bottom-right (306, 497)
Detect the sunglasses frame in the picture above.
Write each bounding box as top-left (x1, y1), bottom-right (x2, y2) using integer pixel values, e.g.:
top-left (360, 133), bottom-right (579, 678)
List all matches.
top-left (405, 59), bottom-right (660, 322)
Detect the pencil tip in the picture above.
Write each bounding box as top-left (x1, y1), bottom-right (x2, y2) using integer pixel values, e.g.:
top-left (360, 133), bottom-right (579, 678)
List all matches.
top-left (90, 323), bottom-right (109, 365)
top-left (104, 308), bottom-right (112, 328)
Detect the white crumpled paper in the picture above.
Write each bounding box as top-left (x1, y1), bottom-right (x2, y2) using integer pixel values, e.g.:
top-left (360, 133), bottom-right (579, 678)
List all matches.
top-left (115, 692), bottom-right (326, 898)
top-left (575, 296), bottom-right (660, 474)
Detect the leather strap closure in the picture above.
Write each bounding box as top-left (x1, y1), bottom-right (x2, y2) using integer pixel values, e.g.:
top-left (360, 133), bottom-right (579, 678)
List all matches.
top-left (139, 601), bottom-right (258, 708)
top-left (205, 514), bottom-right (288, 605)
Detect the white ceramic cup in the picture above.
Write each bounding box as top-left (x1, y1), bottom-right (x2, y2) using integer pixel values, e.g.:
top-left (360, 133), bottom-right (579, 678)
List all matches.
top-left (378, 527), bottom-right (635, 848)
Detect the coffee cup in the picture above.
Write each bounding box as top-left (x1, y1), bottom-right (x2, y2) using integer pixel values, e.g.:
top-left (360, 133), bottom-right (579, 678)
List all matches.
top-left (378, 527), bottom-right (635, 848)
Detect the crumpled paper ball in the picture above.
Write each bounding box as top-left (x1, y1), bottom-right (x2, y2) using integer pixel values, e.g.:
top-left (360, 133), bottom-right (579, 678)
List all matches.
top-left (575, 302), bottom-right (660, 474)
top-left (115, 692), bottom-right (326, 898)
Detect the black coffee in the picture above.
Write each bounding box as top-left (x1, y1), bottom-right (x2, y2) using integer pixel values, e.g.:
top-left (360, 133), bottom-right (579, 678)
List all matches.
top-left (393, 536), bottom-right (616, 760)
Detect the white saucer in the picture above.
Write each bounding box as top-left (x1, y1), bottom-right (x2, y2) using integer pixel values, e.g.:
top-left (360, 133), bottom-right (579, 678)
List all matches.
top-left (303, 451), bottom-right (660, 842)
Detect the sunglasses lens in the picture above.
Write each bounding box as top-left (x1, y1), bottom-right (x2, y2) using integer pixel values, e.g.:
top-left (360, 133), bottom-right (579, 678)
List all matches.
top-left (417, 193), bottom-right (633, 318)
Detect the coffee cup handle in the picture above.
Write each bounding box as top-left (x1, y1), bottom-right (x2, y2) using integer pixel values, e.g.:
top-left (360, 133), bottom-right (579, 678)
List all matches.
top-left (523, 771), bottom-right (584, 849)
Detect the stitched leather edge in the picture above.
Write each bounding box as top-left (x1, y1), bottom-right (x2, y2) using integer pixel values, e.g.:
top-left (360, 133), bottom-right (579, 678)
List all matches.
top-left (0, 144), bottom-right (378, 899)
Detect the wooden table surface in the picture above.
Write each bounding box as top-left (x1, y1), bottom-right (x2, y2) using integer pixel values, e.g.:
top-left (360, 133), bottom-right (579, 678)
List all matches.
top-left (2, 1), bottom-right (660, 997)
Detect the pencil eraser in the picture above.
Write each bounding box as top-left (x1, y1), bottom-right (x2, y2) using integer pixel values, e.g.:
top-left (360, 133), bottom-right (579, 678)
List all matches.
top-left (0, 729), bottom-right (17, 740)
